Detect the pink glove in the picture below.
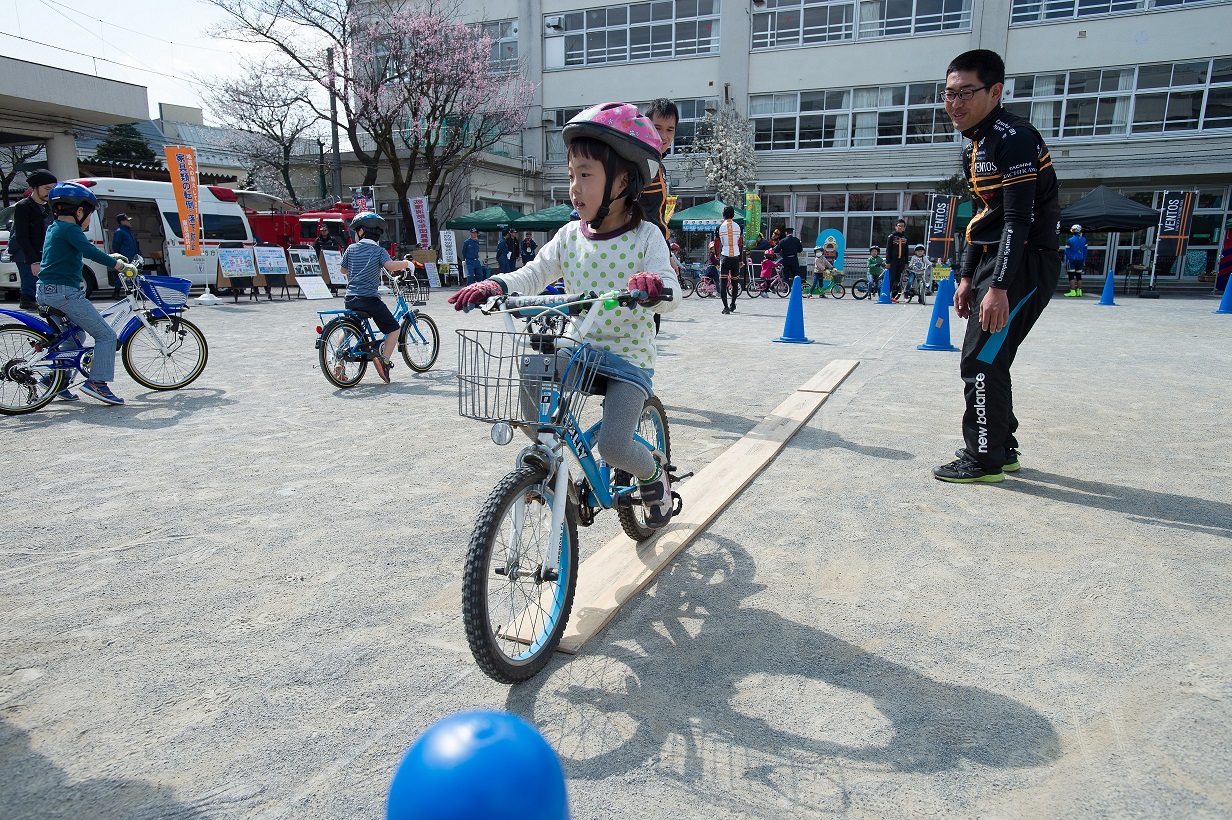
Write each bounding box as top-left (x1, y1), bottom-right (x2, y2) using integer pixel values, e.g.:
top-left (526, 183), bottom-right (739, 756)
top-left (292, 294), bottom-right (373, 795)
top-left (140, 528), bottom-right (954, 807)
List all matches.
top-left (447, 279), bottom-right (503, 311)
top-left (627, 272), bottom-right (663, 304)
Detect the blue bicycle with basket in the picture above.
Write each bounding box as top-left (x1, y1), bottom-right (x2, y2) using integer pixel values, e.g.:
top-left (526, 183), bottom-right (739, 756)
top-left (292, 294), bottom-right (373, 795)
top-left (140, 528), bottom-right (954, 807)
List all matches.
top-left (314, 270), bottom-right (440, 387)
top-left (456, 288), bottom-right (689, 682)
top-left (0, 257), bottom-right (208, 415)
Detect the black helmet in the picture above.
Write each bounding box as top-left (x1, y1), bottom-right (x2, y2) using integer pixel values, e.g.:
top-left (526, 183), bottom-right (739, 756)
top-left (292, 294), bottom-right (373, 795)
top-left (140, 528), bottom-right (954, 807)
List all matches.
top-left (49, 182), bottom-right (99, 221)
top-left (26, 169), bottom-right (57, 188)
top-left (115, 213), bottom-right (130, 223)
top-left (352, 211), bottom-right (385, 238)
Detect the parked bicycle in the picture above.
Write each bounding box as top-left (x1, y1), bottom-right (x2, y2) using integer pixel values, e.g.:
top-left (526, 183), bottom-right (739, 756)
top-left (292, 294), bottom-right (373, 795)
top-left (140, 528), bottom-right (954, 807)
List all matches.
top-left (315, 272), bottom-right (440, 387)
top-left (456, 288), bottom-right (688, 683)
top-left (0, 257), bottom-right (208, 415)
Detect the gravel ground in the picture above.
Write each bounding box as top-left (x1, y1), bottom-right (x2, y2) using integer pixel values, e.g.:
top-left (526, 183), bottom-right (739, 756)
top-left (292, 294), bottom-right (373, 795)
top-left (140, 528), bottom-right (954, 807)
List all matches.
top-left (2, 285), bottom-right (1229, 819)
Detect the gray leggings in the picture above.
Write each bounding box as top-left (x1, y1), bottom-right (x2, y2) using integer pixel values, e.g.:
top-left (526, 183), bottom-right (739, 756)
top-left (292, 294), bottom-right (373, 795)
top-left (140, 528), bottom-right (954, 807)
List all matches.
top-left (596, 379), bottom-right (656, 480)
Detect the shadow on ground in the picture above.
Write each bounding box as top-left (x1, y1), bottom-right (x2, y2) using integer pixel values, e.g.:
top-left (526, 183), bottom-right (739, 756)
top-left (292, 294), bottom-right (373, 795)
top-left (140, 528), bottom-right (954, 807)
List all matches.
top-left (506, 538), bottom-right (1059, 812)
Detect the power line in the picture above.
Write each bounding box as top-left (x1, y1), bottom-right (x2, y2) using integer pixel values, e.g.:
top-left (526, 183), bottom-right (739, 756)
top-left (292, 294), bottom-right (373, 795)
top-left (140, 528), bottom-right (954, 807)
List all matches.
top-left (0, 30), bottom-right (212, 92)
top-left (37, 0), bottom-right (239, 55)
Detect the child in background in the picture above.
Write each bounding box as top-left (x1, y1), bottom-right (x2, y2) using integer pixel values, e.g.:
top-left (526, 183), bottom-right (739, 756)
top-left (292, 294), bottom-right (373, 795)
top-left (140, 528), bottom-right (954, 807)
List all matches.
top-left (340, 212), bottom-right (412, 384)
top-left (448, 102), bottom-right (679, 529)
top-left (760, 250), bottom-right (778, 285)
top-left (905, 244), bottom-right (931, 300)
top-left (809, 247), bottom-right (836, 297)
top-left (866, 246), bottom-right (886, 290)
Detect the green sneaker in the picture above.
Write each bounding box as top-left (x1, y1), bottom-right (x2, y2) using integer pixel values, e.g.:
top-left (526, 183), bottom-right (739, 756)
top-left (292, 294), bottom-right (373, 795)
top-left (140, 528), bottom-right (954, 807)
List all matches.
top-left (934, 457), bottom-right (1004, 483)
top-left (956, 447), bottom-right (1019, 472)
top-left (1076, 288), bottom-right (1083, 296)
top-left (1064, 289), bottom-right (1078, 297)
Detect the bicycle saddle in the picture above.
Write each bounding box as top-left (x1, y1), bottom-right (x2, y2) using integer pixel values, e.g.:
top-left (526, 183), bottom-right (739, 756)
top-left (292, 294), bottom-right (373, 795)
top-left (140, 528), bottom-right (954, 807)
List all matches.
top-left (348, 310), bottom-right (373, 321)
top-left (38, 305), bottom-right (69, 321)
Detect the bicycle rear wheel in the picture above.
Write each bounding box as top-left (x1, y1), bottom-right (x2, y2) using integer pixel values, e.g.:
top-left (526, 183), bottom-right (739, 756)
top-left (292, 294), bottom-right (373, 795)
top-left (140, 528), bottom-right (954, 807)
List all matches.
top-left (122, 317), bottom-right (208, 390)
top-left (399, 311), bottom-right (440, 372)
top-left (614, 396), bottom-right (672, 542)
top-left (0, 324), bottom-right (61, 415)
top-left (462, 465), bottom-right (578, 683)
top-left (319, 318), bottom-right (368, 387)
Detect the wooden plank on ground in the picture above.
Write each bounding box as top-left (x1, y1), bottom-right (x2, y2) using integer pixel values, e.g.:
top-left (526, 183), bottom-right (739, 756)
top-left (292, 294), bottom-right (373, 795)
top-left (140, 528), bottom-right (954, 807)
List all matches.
top-left (556, 359), bottom-right (859, 654)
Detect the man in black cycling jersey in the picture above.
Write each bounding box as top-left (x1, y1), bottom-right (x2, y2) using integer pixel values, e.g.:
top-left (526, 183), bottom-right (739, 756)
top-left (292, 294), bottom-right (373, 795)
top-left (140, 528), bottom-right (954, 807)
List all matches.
top-left (933, 49), bottom-right (1061, 484)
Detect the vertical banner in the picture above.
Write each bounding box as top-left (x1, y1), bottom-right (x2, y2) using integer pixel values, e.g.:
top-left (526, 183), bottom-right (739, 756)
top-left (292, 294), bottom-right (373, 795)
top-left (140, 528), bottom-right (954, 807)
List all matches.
top-left (1155, 190), bottom-right (1196, 259)
top-left (927, 195), bottom-right (959, 263)
top-left (408, 196), bottom-right (431, 248)
top-left (743, 192), bottom-right (762, 240)
top-left (351, 186), bottom-right (374, 212)
top-left (164, 146), bottom-right (200, 257)
top-left (664, 195), bottom-right (678, 225)
top-left (439, 230), bottom-right (458, 265)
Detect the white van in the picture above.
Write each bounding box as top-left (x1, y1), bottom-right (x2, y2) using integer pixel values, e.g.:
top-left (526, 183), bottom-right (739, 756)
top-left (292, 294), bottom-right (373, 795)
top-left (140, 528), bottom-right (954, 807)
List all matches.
top-left (0, 177), bottom-right (254, 297)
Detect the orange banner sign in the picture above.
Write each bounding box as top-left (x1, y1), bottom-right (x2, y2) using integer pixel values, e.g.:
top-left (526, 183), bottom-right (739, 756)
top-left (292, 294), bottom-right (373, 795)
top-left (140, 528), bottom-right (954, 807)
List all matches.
top-left (165, 146), bottom-right (201, 256)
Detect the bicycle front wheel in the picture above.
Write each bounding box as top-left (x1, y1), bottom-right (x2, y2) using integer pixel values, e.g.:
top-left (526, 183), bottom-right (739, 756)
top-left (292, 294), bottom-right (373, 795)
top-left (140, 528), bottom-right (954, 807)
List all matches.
top-left (680, 277), bottom-right (696, 298)
top-left (319, 318), bottom-right (367, 387)
top-left (462, 465), bottom-right (578, 683)
top-left (696, 278), bottom-right (716, 298)
top-left (852, 281), bottom-right (870, 300)
top-left (399, 311), bottom-right (440, 372)
top-left (0, 324), bottom-right (61, 415)
top-left (122, 317), bottom-right (208, 390)
top-left (614, 396), bottom-right (672, 542)
top-left (831, 282), bottom-right (846, 299)
top-left (773, 278), bottom-right (791, 297)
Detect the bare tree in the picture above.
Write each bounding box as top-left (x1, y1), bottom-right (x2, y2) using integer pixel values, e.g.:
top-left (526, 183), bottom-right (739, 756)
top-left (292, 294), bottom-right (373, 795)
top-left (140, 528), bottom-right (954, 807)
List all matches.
top-left (206, 0), bottom-right (386, 186)
top-left (349, 6), bottom-right (532, 236)
top-left (687, 104), bottom-right (758, 206)
top-left (204, 59), bottom-right (321, 205)
top-left (0, 144), bottom-right (46, 207)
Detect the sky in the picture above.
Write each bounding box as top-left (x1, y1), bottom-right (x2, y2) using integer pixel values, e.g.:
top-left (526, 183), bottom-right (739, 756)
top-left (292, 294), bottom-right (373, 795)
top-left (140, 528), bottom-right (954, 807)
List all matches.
top-left (0, 0), bottom-right (277, 122)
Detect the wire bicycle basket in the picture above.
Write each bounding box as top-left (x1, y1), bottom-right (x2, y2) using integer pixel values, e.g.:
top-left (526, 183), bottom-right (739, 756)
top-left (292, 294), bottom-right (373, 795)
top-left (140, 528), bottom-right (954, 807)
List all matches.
top-left (456, 329), bottom-right (602, 429)
top-left (139, 275), bottom-right (192, 312)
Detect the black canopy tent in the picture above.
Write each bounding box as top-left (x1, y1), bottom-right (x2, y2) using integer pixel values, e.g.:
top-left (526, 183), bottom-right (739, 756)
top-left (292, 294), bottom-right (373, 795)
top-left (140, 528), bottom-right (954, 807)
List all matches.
top-left (1060, 185), bottom-right (1160, 232)
top-left (1061, 185), bottom-right (1163, 295)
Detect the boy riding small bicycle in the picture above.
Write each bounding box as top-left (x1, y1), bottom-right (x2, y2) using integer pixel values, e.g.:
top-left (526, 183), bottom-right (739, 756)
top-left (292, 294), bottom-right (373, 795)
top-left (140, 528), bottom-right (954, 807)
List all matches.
top-left (808, 247), bottom-right (838, 297)
top-left (340, 212), bottom-right (412, 383)
top-left (905, 244), bottom-right (931, 300)
top-left (36, 182), bottom-right (138, 406)
top-left (449, 102), bottom-right (679, 528)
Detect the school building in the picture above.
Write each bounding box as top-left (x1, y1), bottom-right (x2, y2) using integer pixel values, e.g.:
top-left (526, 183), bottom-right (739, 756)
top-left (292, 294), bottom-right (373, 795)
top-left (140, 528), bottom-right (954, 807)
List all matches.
top-left (456, 0), bottom-right (1232, 281)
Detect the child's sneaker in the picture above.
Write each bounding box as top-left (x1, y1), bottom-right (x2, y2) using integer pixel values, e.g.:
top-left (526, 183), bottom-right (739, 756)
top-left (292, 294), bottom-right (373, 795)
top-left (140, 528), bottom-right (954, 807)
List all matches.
top-left (79, 380), bottom-right (124, 406)
top-left (638, 463), bottom-right (673, 529)
top-left (372, 355), bottom-right (393, 384)
top-left (56, 387), bottom-right (79, 401)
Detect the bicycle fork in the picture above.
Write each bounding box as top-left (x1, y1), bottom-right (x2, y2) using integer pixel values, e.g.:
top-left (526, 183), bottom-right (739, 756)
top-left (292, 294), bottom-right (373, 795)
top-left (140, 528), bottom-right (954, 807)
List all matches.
top-left (506, 432), bottom-right (570, 582)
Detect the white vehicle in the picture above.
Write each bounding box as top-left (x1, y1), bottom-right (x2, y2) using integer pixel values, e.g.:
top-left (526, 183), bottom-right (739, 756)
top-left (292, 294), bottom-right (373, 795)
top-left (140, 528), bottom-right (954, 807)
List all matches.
top-left (1, 205), bottom-right (18, 295)
top-left (0, 177), bottom-right (254, 297)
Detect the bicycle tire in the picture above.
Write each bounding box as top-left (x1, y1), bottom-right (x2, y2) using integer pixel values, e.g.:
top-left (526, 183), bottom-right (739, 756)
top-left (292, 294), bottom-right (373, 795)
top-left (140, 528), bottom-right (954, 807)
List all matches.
top-left (319, 318), bottom-right (368, 388)
top-left (399, 311), bottom-right (440, 372)
top-left (680, 277), bottom-right (696, 298)
top-left (852, 281), bottom-right (870, 300)
top-left (462, 465), bottom-right (578, 683)
top-left (726, 279), bottom-right (742, 299)
top-left (831, 282), bottom-right (846, 299)
top-left (772, 278), bottom-right (791, 298)
top-left (0, 324), bottom-right (61, 415)
top-left (122, 317), bottom-right (208, 390)
top-left (696, 278), bottom-right (716, 298)
top-left (614, 396), bottom-right (672, 542)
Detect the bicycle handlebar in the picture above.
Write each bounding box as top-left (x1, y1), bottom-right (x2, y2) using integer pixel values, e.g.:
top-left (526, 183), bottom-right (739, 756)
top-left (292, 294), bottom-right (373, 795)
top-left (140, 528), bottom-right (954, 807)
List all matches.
top-left (478, 288), bottom-right (674, 316)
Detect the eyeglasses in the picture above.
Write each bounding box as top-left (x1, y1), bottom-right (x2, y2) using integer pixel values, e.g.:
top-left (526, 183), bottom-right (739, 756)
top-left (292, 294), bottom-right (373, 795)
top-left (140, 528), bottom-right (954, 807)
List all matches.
top-left (941, 85), bottom-right (991, 103)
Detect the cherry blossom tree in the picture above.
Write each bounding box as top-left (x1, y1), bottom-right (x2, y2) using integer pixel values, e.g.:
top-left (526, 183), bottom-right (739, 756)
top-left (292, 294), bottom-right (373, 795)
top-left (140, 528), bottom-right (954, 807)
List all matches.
top-left (688, 103), bottom-right (758, 207)
top-left (349, 9), bottom-right (532, 236)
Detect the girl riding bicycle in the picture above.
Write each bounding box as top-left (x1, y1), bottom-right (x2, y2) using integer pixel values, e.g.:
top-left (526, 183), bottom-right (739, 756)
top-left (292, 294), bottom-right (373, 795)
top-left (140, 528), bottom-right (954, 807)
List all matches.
top-left (449, 102), bottom-right (679, 528)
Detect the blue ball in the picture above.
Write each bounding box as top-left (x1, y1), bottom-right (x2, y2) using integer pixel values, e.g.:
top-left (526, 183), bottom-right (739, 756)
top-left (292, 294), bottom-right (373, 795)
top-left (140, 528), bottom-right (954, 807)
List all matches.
top-left (387, 710), bottom-right (570, 820)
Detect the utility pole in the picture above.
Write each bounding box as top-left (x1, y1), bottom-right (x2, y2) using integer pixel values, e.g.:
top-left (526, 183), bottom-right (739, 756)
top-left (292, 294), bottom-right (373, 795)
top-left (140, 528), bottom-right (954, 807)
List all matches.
top-left (327, 47), bottom-right (344, 200)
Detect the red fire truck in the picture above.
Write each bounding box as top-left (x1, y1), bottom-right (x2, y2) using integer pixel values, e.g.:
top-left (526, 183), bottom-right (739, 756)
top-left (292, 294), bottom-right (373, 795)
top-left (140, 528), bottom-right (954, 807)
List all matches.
top-left (235, 191), bottom-right (357, 250)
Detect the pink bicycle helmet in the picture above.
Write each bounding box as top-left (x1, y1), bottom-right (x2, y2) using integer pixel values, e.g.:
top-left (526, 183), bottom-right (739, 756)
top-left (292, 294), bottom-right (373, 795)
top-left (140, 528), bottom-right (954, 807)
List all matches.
top-left (563, 102), bottom-right (663, 228)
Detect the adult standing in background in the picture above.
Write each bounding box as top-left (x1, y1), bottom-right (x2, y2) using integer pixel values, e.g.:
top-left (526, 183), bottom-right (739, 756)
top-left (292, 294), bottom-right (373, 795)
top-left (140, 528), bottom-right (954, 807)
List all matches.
top-left (496, 230), bottom-right (513, 273)
top-left (771, 226), bottom-right (803, 287)
top-left (1063, 224), bottom-right (1088, 297)
top-left (110, 214), bottom-right (140, 298)
top-left (521, 231), bottom-right (538, 265)
top-left (715, 205), bottom-right (742, 314)
top-left (462, 228), bottom-right (482, 284)
top-left (933, 48), bottom-right (1061, 484)
top-left (11, 169), bottom-right (56, 310)
top-left (886, 218), bottom-right (910, 302)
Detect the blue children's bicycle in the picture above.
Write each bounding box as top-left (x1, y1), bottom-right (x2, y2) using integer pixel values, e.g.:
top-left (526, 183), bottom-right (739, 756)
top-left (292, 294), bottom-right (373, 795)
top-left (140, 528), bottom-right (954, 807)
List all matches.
top-left (0, 259), bottom-right (207, 415)
top-left (456, 288), bottom-right (688, 682)
top-left (315, 272), bottom-right (440, 387)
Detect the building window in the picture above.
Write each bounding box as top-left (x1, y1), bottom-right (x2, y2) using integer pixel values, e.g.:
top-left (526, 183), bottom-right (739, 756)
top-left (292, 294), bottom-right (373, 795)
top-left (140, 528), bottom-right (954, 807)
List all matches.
top-left (479, 20), bottom-right (519, 73)
top-left (1002, 57), bottom-right (1232, 140)
top-left (1010, 0), bottom-right (1226, 25)
top-left (750, 83), bottom-right (955, 150)
top-left (546, 0), bottom-right (720, 69)
top-left (543, 98), bottom-right (717, 162)
top-left (751, 0), bottom-right (968, 48)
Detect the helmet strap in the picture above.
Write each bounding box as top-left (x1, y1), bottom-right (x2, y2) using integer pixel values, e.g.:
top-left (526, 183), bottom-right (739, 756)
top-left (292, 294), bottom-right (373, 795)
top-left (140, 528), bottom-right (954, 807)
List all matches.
top-left (73, 207), bottom-right (89, 228)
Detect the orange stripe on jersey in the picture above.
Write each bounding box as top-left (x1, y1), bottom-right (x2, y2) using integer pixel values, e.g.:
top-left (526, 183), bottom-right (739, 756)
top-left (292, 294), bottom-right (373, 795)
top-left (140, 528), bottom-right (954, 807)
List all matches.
top-left (1003, 174), bottom-right (1037, 186)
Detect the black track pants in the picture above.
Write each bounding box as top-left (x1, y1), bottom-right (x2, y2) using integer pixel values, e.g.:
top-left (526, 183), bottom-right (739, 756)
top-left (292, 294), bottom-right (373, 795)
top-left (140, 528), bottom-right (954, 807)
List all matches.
top-left (959, 248), bottom-right (1061, 470)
